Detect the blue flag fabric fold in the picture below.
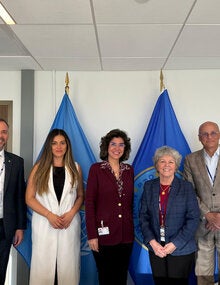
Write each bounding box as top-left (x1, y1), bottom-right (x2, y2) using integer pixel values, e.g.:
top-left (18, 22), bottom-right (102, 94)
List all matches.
top-left (15, 207), bottom-right (32, 265)
top-left (129, 89), bottom-right (194, 285)
top-left (132, 89), bottom-right (191, 175)
top-left (17, 93), bottom-right (99, 285)
top-left (49, 93), bottom-right (96, 181)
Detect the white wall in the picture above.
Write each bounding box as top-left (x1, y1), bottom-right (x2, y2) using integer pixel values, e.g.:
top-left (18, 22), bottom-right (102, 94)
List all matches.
top-left (34, 70), bottom-right (220, 164)
top-left (0, 70), bottom-right (220, 163)
top-left (0, 71), bottom-right (21, 155)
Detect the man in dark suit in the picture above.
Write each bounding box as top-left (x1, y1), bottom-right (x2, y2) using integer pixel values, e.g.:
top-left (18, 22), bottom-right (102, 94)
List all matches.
top-left (0, 118), bottom-right (26, 285)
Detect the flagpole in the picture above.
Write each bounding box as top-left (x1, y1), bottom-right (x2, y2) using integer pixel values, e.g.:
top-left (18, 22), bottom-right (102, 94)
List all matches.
top-left (160, 70), bottom-right (165, 93)
top-left (65, 72), bottom-right (69, 95)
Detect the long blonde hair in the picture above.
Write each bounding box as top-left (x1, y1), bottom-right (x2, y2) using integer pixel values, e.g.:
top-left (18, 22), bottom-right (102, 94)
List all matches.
top-left (33, 129), bottom-right (79, 195)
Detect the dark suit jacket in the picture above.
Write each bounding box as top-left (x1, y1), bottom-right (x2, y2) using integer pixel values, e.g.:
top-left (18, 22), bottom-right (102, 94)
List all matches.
top-left (85, 162), bottom-right (134, 245)
top-left (3, 151), bottom-right (26, 240)
top-left (139, 176), bottom-right (200, 256)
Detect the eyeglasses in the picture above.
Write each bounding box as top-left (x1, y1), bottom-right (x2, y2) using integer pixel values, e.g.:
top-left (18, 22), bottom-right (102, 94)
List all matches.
top-left (199, 131), bottom-right (219, 139)
top-left (109, 142), bottom-right (125, 148)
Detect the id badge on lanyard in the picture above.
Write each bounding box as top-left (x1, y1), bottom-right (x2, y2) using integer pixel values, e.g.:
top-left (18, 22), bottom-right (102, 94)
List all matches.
top-left (160, 226), bottom-right (165, 242)
top-left (98, 220), bottom-right (110, 236)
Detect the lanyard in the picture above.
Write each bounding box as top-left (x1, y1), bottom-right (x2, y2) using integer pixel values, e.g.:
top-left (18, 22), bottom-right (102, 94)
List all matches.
top-left (206, 165), bottom-right (216, 184)
top-left (159, 186), bottom-right (170, 226)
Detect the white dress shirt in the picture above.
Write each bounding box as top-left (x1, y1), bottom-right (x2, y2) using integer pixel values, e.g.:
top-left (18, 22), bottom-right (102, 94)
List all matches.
top-left (0, 149), bottom-right (5, 218)
top-left (204, 146), bottom-right (220, 186)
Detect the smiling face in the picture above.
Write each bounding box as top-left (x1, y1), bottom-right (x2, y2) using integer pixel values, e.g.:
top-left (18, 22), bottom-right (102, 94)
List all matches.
top-left (198, 122), bottom-right (220, 156)
top-left (108, 137), bottom-right (125, 162)
top-left (0, 121), bottom-right (9, 151)
top-left (51, 135), bottom-right (67, 159)
top-left (156, 155), bottom-right (176, 180)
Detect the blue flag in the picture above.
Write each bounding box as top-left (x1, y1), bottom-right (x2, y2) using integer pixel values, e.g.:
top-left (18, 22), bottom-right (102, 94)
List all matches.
top-left (49, 93), bottom-right (96, 181)
top-left (17, 93), bottom-right (99, 285)
top-left (16, 206), bottom-right (32, 265)
top-left (129, 89), bottom-right (194, 285)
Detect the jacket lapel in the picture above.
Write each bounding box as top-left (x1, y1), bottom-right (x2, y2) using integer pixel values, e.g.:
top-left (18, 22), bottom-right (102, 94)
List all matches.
top-left (213, 156), bottom-right (220, 186)
top-left (59, 167), bottom-right (72, 205)
top-left (151, 179), bottom-right (160, 227)
top-left (3, 152), bottom-right (12, 194)
top-left (166, 176), bottom-right (179, 216)
top-left (196, 150), bottom-right (213, 187)
top-left (48, 167), bottom-right (59, 203)
top-left (102, 165), bottom-right (118, 190)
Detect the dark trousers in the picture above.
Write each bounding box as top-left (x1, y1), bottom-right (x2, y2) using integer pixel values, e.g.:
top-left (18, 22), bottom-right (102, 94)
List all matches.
top-left (149, 250), bottom-right (195, 285)
top-left (92, 243), bottom-right (133, 285)
top-left (0, 219), bottom-right (13, 285)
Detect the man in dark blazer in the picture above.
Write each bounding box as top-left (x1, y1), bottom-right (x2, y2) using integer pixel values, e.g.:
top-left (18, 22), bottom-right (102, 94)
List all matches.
top-left (0, 118), bottom-right (26, 285)
top-left (184, 121), bottom-right (220, 285)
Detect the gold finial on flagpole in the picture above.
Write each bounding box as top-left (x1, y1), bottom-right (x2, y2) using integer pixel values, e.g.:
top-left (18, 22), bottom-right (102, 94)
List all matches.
top-left (160, 70), bottom-right (165, 92)
top-left (65, 72), bottom-right (69, 95)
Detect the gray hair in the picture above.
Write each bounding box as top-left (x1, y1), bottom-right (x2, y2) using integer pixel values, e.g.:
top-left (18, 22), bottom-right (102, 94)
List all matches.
top-left (153, 145), bottom-right (182, 171)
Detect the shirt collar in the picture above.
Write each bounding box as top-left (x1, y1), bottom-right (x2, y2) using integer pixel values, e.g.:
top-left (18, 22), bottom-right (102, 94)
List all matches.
top-left (203, 146), bottom-right (220, 159)
top-left (0, 149), bottom-right (4, 158)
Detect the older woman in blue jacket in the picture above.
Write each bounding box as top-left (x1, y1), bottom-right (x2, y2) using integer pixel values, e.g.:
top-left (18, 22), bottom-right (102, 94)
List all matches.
top-left (140, 146), bottom-right (200, 285)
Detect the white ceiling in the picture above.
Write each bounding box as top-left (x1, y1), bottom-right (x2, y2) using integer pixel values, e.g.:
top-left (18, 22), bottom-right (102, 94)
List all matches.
top-left (0, 0), bottom-right (220, 71)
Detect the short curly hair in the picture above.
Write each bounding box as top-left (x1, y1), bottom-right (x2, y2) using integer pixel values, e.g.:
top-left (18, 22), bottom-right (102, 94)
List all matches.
top-left (153, 145), bottom-right (182, 171)
top-left (99, 129), bottom-right (131, 162)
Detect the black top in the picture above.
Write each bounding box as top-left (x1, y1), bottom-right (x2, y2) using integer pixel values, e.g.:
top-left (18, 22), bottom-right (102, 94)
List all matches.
top-left (53, 166), bottom-right (65, 203)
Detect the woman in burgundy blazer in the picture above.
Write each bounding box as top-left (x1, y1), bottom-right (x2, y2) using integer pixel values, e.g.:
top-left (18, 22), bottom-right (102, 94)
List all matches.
top-left (85, 129), bottom-right (134, 285)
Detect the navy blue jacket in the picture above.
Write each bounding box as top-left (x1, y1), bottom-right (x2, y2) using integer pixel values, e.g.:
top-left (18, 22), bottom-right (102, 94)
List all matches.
top-left (139, 176), bottom-right (200, 256)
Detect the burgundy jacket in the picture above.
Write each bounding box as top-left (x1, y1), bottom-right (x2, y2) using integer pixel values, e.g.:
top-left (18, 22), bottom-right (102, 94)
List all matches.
top-left (85, 161), bottom-right (134, 245)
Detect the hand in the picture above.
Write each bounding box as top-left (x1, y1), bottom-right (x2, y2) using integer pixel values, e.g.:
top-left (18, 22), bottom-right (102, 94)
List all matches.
top-left (205, 212), bottom-right (220, 231)
top-left (150, 239), bottom-right (167, 258)
top-left (13, 229), bottom-right (24, 247)
top-left (205, 222), bottom-right (217, 232)
top-left (163, 242), bottom-right (176, 255)
top-left (88, 238), bottom-right (99, 252)
top-left (47, 212), bottom-right (64, 229)
top-left (60, 211), bottom-right (74, 229)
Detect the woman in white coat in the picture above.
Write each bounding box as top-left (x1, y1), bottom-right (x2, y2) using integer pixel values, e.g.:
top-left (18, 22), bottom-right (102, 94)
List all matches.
top-left (26, 129), bottom-right (84, 285)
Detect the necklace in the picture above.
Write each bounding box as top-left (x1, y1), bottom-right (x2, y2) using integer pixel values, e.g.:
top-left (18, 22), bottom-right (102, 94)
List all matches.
top-left (160, 184), bottom-right (170, 195)
top-left (109, 163), bottom-right (120, 179)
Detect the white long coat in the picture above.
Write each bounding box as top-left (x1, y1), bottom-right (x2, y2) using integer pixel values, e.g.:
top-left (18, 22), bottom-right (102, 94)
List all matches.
top-left (30, 166), bottom-right (81, 285)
